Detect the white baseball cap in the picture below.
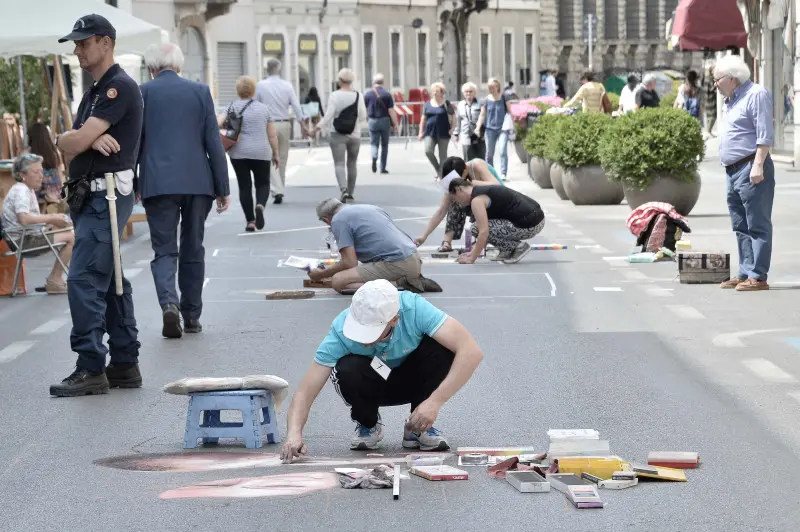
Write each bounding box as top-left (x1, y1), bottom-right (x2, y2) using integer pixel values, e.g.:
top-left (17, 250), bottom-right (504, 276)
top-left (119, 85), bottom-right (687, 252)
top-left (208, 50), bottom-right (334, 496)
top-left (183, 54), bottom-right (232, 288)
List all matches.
top-left (342, 280), bottom-right (400, 344)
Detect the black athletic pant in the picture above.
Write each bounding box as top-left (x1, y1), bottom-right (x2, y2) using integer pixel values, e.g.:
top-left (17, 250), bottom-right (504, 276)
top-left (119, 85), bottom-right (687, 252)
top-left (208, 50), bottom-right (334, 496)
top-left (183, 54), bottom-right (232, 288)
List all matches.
top-left (230, 158), bottom-right (270, 223)
top-left (331, 335), bottom-right (455, 428)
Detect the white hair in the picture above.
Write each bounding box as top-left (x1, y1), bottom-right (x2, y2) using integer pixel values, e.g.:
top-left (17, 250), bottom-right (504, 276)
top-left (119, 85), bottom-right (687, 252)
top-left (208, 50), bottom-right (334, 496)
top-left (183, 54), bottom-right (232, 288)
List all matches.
top-left (144, 43), bottom-right (185, 72)
top-left (266, 58), bottom-right (282, 76)
top-left (715, 54), bottom-right (751, 84)
top-left (338, 68), bottom-right (355, 85)
top-left (642, 73), bottom-right (657, 85)
top-left (373, 73), bottom-right (384, 85)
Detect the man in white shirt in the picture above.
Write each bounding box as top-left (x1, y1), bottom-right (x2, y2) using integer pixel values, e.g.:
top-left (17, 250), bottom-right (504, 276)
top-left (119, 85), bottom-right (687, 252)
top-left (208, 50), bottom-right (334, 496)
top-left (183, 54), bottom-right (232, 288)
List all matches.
top-left (619, 75), bottom-right (640, 114)
top-left (543, 70), bottom-right (558, 97)
top-left (255, 58), bottom-right (308, 204)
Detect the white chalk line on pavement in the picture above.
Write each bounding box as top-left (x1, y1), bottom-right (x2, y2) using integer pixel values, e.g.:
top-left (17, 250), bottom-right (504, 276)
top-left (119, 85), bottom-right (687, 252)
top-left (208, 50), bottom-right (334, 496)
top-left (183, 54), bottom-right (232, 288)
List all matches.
top-left (712, 328), bottom-right (794, 348)
top-left (29, 318), bottom-right (71, 335)
top-left (236, 216), bottom-right (429, 237)
top-left (742, 358), bottom-right (797, 383)
top-left (665, 305), bottom-right (706, 320)
top-left (0, 341), bottom-right (36, 364)
top-left (594, 287), bottom-right (623, 292)
top-left (207, 294), bottom-right (554, 304)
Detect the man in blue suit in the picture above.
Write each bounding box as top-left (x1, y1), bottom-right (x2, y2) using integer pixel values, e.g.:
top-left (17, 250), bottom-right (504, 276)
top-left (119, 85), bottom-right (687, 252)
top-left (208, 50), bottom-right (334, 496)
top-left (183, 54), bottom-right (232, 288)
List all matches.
top-left (137, 43), bottom-right (230, 339)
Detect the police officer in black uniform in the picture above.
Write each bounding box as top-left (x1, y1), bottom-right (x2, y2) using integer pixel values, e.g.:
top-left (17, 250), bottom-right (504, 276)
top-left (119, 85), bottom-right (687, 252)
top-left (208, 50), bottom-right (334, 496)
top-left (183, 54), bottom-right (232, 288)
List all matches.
top-left (50, 14), bottom-right (144, 397)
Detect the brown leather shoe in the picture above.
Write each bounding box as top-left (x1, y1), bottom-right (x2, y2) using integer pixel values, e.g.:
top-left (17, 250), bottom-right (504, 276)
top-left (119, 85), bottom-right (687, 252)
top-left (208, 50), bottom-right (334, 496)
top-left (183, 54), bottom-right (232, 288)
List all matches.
top-left (720, 277), bottom-right (745, 289)
top-left (735, 278), bottom-right (769, 291)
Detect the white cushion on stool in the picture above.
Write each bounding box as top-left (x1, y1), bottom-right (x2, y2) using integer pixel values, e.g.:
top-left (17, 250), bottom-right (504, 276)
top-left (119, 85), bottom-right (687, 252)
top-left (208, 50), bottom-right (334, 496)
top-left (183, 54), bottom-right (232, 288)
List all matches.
top-left (162, 375), bottom-right (290, 412)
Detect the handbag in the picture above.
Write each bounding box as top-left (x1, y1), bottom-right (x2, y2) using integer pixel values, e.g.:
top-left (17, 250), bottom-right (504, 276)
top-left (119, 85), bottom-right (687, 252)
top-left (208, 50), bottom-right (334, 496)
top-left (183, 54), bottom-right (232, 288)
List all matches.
top-left (220, 100), bottom-right (254, 151)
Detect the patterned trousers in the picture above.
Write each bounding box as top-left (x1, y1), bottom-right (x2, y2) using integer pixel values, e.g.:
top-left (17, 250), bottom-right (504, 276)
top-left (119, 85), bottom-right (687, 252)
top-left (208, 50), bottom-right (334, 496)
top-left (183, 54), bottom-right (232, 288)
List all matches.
top-left (470, 218), bottom-right (545, 254)
top-left (444, 203), bottom-right (470, 240)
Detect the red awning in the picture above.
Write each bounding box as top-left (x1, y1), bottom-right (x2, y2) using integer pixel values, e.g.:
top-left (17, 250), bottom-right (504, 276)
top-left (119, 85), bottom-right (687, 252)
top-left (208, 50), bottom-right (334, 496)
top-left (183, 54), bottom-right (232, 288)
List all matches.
top-left (671, 0), bottom-right (748, 51)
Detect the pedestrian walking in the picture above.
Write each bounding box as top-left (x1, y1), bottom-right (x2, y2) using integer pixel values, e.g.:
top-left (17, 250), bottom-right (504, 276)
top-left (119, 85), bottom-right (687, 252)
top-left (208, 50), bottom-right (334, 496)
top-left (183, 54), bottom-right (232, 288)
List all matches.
top-left (137, 43), bottom-right (231, 339)
top-left (220, 76), bottom-right (280, 232)
top-left (636, 74), bottom-right (661, 109)
top-left (454, 82), bottom-right (485, 161)
top-left (363, 73), bottom-right (398, 174)
top-left (714, 54), bottom-right (775, 292)
top-left (313, 68), bottom-right (367, 203)
top-left (476, 78), bottom-right (512, 180)
top-left (674, 70), bottom-right (701, 120)
top-left (419, 82), bottom-right (455, 178)
top-left (49, 14), bottom-right (143, 397)
top-left (255, 59), bottom-right (308, 204)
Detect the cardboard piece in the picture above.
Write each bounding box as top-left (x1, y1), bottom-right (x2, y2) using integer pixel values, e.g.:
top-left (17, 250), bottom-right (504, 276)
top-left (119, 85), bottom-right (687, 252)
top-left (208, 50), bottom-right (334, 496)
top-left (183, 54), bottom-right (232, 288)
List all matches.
top-left (265, 290), bottom-right (316, 300)
top-left (409, 465), bottom-right (469, 481)
top-left (647, 451), bottom-right (700, 469)
top-left (556, 456), bottom-right (629, 480)
top-left (631, 464), bottom-right (687, 482)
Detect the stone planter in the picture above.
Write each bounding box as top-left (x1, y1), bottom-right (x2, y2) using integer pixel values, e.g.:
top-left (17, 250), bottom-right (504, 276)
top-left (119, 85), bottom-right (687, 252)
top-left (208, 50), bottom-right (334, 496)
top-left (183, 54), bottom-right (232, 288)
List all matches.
top-left (550, 164), bottom-right (569, 200)
top-left (622, 172), bottom-right (702, 216)
top-left (529, 156), bottom-right (553, 189)
top-left (562, 165), bottom-right (624, 206)
top-left (513, 139), bottom-right (529, 164)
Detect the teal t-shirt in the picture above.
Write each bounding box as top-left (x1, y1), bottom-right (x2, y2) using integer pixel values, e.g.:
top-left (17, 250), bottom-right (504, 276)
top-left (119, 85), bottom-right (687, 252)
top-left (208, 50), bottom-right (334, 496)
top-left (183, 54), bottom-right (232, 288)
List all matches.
top-left (314, 292), bottom-right (449, 369)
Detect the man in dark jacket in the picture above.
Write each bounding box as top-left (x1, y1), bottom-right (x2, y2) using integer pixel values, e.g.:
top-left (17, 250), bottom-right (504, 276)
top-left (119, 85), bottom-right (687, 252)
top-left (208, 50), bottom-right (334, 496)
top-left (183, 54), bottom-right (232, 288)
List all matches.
top-left (137, 43), bottom-right (230, 338)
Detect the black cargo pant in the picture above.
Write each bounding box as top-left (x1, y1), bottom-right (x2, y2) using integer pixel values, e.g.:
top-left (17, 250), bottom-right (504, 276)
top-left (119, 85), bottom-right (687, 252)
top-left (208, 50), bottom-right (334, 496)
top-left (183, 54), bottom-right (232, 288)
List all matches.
top-left (330, 335), bottom-right (455, 428)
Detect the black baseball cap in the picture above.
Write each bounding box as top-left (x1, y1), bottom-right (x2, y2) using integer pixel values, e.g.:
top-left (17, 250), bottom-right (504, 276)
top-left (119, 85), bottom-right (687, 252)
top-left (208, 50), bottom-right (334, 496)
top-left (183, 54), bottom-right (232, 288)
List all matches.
top-left (58, 14), bottom-right (117, 43)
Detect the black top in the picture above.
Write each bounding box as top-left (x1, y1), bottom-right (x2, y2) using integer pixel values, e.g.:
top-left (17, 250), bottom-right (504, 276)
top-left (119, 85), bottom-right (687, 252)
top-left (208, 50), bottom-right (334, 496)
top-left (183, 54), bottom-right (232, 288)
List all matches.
top-left (69, 64), bottom-right (144, 178)
top-left (636, 88), bottom-right (660, 109)
top-left (471, 185), bottom-right (544, 228)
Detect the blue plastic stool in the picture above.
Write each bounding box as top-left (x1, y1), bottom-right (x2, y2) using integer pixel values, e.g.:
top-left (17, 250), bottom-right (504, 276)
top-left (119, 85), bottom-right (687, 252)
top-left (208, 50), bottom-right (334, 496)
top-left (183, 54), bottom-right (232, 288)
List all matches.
top-left (183, 389), bottom-right (281, 449)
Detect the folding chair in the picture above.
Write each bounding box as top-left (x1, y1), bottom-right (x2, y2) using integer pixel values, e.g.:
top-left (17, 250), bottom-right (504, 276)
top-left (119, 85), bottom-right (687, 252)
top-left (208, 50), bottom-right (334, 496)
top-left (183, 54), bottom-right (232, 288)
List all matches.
top-left (1, 225), bottom-right (71, 297)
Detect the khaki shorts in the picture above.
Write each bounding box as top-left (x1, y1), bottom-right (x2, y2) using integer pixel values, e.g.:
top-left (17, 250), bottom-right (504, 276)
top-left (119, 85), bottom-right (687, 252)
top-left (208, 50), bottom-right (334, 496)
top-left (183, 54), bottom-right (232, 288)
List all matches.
top-left (356, 251), bottom-right (422, 284)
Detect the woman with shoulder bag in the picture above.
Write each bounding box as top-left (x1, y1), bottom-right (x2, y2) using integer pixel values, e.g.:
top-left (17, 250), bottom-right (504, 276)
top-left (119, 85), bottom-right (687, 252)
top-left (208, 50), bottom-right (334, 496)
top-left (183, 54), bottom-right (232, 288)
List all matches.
top-left (217, 76), bottom-right (279, 232)
top-left (454, 82), bottom-right (485, 161)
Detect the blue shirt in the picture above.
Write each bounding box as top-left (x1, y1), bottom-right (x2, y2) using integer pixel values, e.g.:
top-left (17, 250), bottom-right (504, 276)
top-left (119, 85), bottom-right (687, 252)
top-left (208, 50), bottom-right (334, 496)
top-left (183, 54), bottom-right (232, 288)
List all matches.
top-left (484, 96), bottom-right (507, 131)
top-left (331, 204), bottom-right (417, 263)
top-left (364, 86), bottom-right (394, 119)
top-left (314, 292), bottom-right (449, 368)
top-left (719, 80), bottom-right (774, 166)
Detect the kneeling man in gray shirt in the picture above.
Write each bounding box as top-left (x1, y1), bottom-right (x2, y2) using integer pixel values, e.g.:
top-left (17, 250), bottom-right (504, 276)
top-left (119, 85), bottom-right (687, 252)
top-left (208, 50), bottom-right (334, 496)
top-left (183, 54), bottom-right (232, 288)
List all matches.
top-left (311, 198), bottom-right (441, 294)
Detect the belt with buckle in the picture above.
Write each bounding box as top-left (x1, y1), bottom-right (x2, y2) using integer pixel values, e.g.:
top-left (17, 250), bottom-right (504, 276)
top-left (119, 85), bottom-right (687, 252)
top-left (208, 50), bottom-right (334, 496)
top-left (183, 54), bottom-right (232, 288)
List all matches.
top-left (90, 178), bottom-right (108, 192)
top-left (725, 153), bottom-right (756, 171)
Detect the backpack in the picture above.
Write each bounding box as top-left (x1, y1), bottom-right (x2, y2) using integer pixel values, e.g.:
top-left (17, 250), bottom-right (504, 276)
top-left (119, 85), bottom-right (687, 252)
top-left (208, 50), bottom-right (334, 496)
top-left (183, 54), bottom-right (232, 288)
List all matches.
top-left (333, 92), bottom-right (360, 135)
top-left (220, 100), bottom-right (253, 151)
top-left (636, 213), bottom-right (683, 253)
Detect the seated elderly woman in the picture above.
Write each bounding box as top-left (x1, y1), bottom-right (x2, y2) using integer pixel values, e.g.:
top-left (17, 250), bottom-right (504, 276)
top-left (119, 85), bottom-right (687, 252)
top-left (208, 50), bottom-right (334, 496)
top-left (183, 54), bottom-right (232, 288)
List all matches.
top-left (1, 154), bottom-right (74, 294)
top-left (448, 177), bottom-right (545, 264)
top-left (414, 156), bottom-right (504, 254)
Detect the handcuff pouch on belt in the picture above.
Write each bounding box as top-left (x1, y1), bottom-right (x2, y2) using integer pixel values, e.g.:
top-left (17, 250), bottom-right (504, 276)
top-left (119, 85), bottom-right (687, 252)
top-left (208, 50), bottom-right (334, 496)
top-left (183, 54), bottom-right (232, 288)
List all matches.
top-left (62, 154), bottom-right (95, 212)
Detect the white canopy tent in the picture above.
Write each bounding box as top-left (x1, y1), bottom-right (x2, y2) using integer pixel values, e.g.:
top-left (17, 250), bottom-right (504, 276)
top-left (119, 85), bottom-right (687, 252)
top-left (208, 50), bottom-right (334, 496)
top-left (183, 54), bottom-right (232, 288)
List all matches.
top-left (0, 0), bottom-right (167, 146)
top-left (0, 0), bottom-right (167, 58)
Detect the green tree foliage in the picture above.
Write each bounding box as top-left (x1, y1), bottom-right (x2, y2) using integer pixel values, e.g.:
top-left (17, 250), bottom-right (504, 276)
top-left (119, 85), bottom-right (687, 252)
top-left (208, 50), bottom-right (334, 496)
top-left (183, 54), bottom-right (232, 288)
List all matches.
top-left (553, 112), bottom-right (613, 168)
top-left (599, 107), bottom-right (705, 191)
top-left (0, 56), bottom-right (51, 125)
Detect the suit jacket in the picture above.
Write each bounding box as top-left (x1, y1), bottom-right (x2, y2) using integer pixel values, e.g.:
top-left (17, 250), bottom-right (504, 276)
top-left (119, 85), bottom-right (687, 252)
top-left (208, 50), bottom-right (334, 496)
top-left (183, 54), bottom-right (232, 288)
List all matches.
top-left (137, 70), bottom-right (229, 200)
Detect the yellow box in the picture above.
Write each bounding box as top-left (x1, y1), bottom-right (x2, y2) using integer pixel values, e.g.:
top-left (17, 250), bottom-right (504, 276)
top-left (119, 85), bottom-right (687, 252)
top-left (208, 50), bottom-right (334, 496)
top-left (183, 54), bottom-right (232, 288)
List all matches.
top-left (556, 457), bottom-right (629, 480)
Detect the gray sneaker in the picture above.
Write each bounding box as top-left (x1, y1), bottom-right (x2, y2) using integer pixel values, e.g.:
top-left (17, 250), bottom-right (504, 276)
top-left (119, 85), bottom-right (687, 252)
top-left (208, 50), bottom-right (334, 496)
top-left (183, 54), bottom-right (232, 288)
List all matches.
top-left (402, 425), bottom-right (450, 451)
top-left (489, 249), bottom-right (512, 261)
top-left (503, 242), bottom-right (532, 264)
top-left (350, 423), bottom-right (384, 450)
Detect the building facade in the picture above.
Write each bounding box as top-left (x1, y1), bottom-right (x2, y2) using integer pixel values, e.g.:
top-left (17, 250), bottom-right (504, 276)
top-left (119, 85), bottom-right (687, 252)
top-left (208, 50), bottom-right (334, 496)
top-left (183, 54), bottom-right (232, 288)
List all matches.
top-left (539, 0), bottom-right (703, 95)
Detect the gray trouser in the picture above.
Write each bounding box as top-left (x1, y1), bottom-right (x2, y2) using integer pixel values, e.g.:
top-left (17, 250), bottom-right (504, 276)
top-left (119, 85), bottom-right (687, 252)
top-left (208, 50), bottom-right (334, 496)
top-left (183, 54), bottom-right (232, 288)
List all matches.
top-left (270, 120), bottom-right (291, 197)
top-left (330, 132), bottom-right (361, 195)
top-left (423, 136), bottom-right (450, 177)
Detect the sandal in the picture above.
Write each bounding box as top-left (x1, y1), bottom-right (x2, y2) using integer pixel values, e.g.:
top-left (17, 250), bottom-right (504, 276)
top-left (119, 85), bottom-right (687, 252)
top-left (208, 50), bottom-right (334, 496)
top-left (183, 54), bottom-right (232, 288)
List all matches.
top-left (245, 222), bottom-right (256, 232)
top-left (437, 241), bottom-right (453, 253)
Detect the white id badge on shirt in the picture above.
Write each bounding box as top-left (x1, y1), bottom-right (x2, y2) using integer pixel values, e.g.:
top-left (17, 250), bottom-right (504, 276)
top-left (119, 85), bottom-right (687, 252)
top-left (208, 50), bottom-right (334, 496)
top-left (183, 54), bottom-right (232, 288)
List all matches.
top-left (370, 357), bottom-right (391, 380)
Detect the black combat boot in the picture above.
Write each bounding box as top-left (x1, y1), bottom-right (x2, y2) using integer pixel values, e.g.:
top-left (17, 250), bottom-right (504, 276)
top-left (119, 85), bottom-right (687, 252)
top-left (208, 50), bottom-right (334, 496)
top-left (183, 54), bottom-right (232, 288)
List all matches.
top-left (49, 369), bottom-right (109, 397)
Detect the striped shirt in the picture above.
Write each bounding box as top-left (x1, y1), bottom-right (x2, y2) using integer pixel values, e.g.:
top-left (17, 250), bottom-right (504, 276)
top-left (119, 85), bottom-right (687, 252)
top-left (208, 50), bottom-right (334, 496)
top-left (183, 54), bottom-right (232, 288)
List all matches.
top-left (227, 99), bottom-right (273, 161)
top-left (564, 81), bottom-right (605, 113)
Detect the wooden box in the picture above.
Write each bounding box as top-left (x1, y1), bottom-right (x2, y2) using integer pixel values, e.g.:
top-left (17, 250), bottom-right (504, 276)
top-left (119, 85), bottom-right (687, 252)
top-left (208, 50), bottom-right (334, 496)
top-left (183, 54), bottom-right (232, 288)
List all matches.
top-left (677, 252), bottom-right (730, 284)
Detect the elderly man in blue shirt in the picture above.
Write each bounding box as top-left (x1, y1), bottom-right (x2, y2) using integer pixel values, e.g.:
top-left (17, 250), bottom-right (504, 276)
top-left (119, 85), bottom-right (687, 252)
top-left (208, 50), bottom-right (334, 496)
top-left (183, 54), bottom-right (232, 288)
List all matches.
top-left (279, 280), bottom-right (483, 462)
top-left (715, 54), bottom-right (775, 292)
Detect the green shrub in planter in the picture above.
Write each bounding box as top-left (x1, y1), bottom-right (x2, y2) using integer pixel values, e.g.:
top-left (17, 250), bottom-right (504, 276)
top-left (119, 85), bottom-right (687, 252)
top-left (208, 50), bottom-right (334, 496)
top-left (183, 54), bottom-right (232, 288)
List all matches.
top-left (599, 107), bottom-right (705, 191)
top-left (522, 112), bottom-right (564, 158)
top-left (606, 92), bottom-right (620, 111)
top-left (552, 112), bottom-right (612, 168)
top-left (660, 91), bottom-right (677, 108)
top-left (540, 114), bottom-right (572, 163)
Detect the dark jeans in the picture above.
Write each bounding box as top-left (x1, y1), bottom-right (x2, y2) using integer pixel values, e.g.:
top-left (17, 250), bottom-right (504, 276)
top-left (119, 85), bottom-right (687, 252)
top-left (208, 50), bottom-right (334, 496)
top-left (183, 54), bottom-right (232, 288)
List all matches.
top-left (68, 191), bottom-right (139, 372)
top-left (143, 194), bottom-right (213, 320)
top-left (726, 156), bottom-right (775, 280)
top-left (331, 335), bottom-right (455, 428)
top-left (231, 158), bottom-right (270, 222)
top-left (368, 117), bottom-right (391, 171)
top-left (461, 141), bottom-right (486, 162)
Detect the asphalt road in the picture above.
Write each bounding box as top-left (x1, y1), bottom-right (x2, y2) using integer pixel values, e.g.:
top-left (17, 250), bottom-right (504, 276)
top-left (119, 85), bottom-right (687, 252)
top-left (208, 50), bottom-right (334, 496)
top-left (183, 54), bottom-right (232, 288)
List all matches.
top-left (2, 139), bottom-right (800, 531)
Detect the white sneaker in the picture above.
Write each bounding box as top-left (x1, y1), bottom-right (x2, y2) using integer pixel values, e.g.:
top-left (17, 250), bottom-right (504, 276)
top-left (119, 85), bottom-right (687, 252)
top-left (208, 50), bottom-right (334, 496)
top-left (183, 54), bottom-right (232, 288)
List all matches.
top-left (350, 423), bottom-right (384, 450)
top-left (402, 425), bottom-right (450, 451)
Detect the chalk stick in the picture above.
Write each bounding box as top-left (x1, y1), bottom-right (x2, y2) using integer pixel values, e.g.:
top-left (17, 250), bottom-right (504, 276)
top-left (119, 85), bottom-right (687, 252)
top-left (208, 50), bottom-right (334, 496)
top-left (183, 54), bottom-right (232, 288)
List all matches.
top-left (264, 290), bottom-right (315, 300)
top-left (393, 465), bottom-right (400, 500)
